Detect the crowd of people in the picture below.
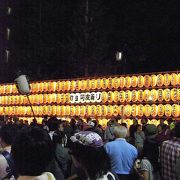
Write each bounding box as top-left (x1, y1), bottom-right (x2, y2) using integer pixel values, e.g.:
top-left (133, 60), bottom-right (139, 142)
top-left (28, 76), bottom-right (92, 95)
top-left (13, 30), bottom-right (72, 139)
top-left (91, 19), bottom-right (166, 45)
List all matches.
top-left (0, 116), bottom-right (179, 180)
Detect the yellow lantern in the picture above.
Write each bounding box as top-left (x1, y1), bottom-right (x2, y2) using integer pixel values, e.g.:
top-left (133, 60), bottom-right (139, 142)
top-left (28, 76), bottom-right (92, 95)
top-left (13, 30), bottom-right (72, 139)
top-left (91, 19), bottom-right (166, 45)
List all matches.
top-left (144, 75), bottom-right (151, 87)
top-left (106, 105), bottom-right (113, 117)
top-left (137, 75), bottom-right (144, 88)
top-left (131, 76), bottom-right (138, 87)
top-left (96, 105), bottom-right (102, 117)
top-left (50, 82), bottom-right (56, 92)
top-left (163, 89), bottom-right (171, 102)
top-left (107, 91), bottom-right (114, 103)
top-left (112, 77), bottom-right (120, 89)
top-left (38, 94), bottom-right (43, 104)
top-left (143, 89), bottom-right (151, 102)
top-left (151, 104), bottom-right (158, 117)
top-left (0, 107), bottom-right (4, 114)
top-left (65, 81), bottom-right (70, 91)
top-left (157, 74), bottom-right (164, 87)
top-left (171, 88), bottom-right (179, 101)
top-left (171, 73), bottom-right (178, 86)
top-left (81, 80), bottom-right (87, 91)
top-left (56, 106), bottom-right (61, 116)
top-left (171, 104), bottom-right (179, 118)
top-left (75, 106), bottom-right (80, 116)
top-left (101, 78), bottom-right (108, 89)
top-left (138, 90), bottom-right (144, 102)
top-left (80, 106), bottom-right (86, 116)
top-left (42, 105), bottom-right (48, 115)
top-left (157, 89), bottom-right (164, 102)
top-left (97, 79), bottom-right (102, 90)
top-left (61, 81), bottom-right (66, 91)
top-left (178, 73), bottom-right (180, 85)
top-left (113, 91), bottom-right (119, 103)
top-left (70, 81), bottom-right (76, 91)
top-left (157, 104), bottom-right (165, 117)
top-left (131, 104), bottom-right (138, 117)
top-left (118, 105), bottom-right (125, 116)
top-left (65, 105), bottom-right (70, 116)
top-left (113, 105), bottom-right (119, 116)
top-left (61, 94), bottom-right (66, 104)
top-left (91, 105), bottom-right (97, 116)
top-left (101, 105), bottom-right (108, 116)
top-left (125, 90), bottom-right (132, 102)
top-left (150, 89), bottom-right (158, 102)
top-left (0, 85), bottom-right (3, 94)
top-left (107, 78), bottom-right (113, 89)
top-left (56, 94), bottom-right (61, 104)
top-left (61, 106), bottom-right (65, 116)
top-left (144, 104), bottom-right (151, 117)
top-left (39, 82), bottom-right (44, 92)
top-left (119, 91), bottom-right (125, 102)
top-left (132, 90), bottom-right (138, 102)
top-left (164, 74), bottom-right (171, 86)
top-left (124, 105), bottom-right (132, 117)
top-left (56, 81), bottom-right (61, 92)
top-left (102, 92), bottom-right (108, 103)
top-left (119, 77), bottom-right (125, 88)
top-left (86, 79), bottom-right (92, 90)
top-left (44, 82), bottom-right (49, 92)
top-left (86, 105), bottom-right (91, 116)
top-left (138, 105), bottom-right (144, 117)
top-left (125, 76), bottom-right (131, 88)
top-left (38, 106), bottom-right (43, 116)
top-left (91, 79), bottom-right (97, 90)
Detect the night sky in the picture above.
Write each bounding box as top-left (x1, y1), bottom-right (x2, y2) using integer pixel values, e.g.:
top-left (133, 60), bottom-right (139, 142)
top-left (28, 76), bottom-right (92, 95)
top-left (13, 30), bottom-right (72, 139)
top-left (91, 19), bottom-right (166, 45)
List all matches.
top-left (0, 0), bottom-right (180, 83)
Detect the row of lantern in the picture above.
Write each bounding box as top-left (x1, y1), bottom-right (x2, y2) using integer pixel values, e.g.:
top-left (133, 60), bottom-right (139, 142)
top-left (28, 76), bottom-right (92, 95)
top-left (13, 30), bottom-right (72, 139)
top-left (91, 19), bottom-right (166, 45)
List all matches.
top-left (0, 88), bottom-right (179, 105)
top-left (0, 73), bottom-right (179, 95)
top-left (0, 104), bottom-right (179, 117)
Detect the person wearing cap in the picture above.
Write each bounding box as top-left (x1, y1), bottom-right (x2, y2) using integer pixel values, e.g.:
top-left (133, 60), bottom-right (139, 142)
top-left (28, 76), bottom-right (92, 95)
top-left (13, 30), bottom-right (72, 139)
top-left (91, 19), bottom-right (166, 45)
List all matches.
top-left (104, 126), bottom-right (138, 179)
top-left (69, 131), bottom-right (116, 180)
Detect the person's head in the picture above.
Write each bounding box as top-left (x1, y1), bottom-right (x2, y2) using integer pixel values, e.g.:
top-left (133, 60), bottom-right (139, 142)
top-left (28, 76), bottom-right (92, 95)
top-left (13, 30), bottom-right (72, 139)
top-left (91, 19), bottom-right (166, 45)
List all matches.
top-left (69, 131), bottom-right (110, 179)
top-left (121, 122), bottom-right (127, 128)
top-left (141, 118), bottom-right (148, 125)
top-left (160, 119), bottom-right (164, 125)
top-left (47, 116), bottom-right (59, 131)
top-left (137, 124), bottom-right (142, 131)
top-left (157, 124), bottom-right (163, 133)
top-left (11, 127), bottom-right (54, 176)
top-left (133, 118), bottom-right (138, 125)
top-left (0, 124), bottom-right (18, 148)
top-left (145, 124), bottom-right (157, 136)
top-left (52, 130), bottom-right (65, 145)
top-left (174, 122), bottom-right (180, 138)
top-left (113, 126), bottom-right (128, 139)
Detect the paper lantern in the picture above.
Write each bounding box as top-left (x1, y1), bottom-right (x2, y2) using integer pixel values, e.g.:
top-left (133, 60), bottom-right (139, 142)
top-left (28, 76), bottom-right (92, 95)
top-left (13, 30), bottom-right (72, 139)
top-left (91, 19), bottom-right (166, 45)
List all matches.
top-left (125, 90), bottom-right (132, 102)
top-left (151, 104), bottom-right (158, 117)
top-left (61, 94), bottom-right (66, 104)
top-left (101, 92), bottom-right (108, 103)
top-left (81, 80), bottom-right (87, 91)
top-left (113, 91), bottom-right (119, 103)
top-left (91, 79), bottom-right (97, 90)
top-left (86, 79), bottom-right (92, 90)
top-left (101, 78), bottom-right (108, 89)
top-left (131, 76), bottom-right (138, 87)
top-left (143, 89), bottom-right (151, 102)
top-left (97, 79), bottom-right (102, 90)
top-left (150, 89), bottom-right (158, 102)
top-left (64, 93), bottom-right (70, 103)
top-left (91, 105), bottom-right (97, 116)
top-left (157, 89), bottom-right (164, 102)
top-left (70, 81), bottom-right (76, 91)
top-left (38, 106), bottom-right (43, 116)
top-left (61, 106), bottom-right (65, 116)
top-left (137, 75), bottom-right (144, 88)
top-left (43, 82), bottom-right (49, 92)
top-left (157, 74), bottom-right (164, 87)
top-left (56, 106), bottom-right (61, 116)
top-left (171, 104), bottom-right (179, 117)
top-left (170, 88), bottom-right (178, 102)
top-left (38, 94), bottom-right (43, 104)
top-left (96, 105), bottom-right (102, 117)
top-left (144, 75), bottom-right (151, 87)
top-left (171, 73), bottom-right (178, 86)
top-left (61, 81), bottom-right (66, 91)
top-left (178, 73), bottom-right (180, 85)
top-left (105, 105), bottom-right (112, 117)
top-left (138, 105), bottom-right (144, 117)
top-left (80, 106), bottom-right (86, 116)
top-left (119, 91), bottom-right (125, 102)
top-left (49, 82), bottom-right (56, 92)
top-left (125, 76), bottom-right (131, 88)
top-left (164, 74), bottom-right (171, 86)
top-left (124, 105), bottom-right (132, 117)
top-left (151, 74), bottom-right (157, 87)
top-left (132, 90), bottom-right (138, 102)
top-left (39, 82), bottom-right (44, 92)
top-left (57, 81), bottom-right (62, 92)
top-left (43, 106), bottom-right (48, 115)
top-left (75, 106), bottom-right (80, 116)
top-left (157, 104), bottom-right (165, 117)
top-left (56, 94), bottom-right (61, 104)
top-left (118, 105), bottom-right (124, 116)
top-left (138, 90), bottom-right (144, 102)
top-left (101, 105), bottom-right (108, 116)
top-left (107, 78), bottom-right (113, 89)
top-left (65, 106), bottom-right (70, 116)
top-left (163, 89), bottom-right (171, 102)
top-left (0, 85), bottom-right (4, 94)
top-left (65, 81), bottom-right (70, 91)
top-left (112, 77), bottom-right (120, 89)
top-left (119, 77), bottom-right (125, 88)
top-left (107, 91), bottom-right (114, 103)
top-left (131, 104), bottom-right (138, 117)
top-left (113, 105), bottom-right (119, 116)
top-left (144, 104), bottom-right (151, 117)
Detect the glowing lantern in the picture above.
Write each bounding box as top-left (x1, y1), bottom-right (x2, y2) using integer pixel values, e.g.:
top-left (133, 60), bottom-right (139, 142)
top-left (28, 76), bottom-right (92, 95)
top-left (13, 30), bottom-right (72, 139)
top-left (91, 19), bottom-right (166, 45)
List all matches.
top-left (125, 76), bottom-right (131, 88)
top-left (107, 91), bottom-right (114, 103)
top-left (119, 91), bottom-right (125, 102)
top-left (119, 77), bottom-right (125, 88)
top-left (143, 89), bottom-right (151, 102)
top-left (163, 89), bottom-right (171, 102)
top-left (171, 73), bottom-right (178, 86)
top-left (81, 80), bottom-right (87, 91)
top-left (0, 85), bottom-right (3, 94)
top-left (43, 82), bottom-right (49, 92)
top-left (101, 92), bottom-right (108, 103)
top-left (138, 105), bottom-right (144, 117)
top-left (144, 75), bottom-right (151, 87)
top-left (65, 81), bottom-right (70, 91)
top-left (39, 82), bottom-right (44, 92)
top-left (157, 89), bottom-right (164, 102)
top-left (56, 94), bottom-right (61, 104)
top-left (61, 81), bottom-right (66, 91)
top-left (125, 90), bottom-right (132, 102)
top-left (164, 74), bottom-right (171, 86)
top-left (124, 105), bottom-right (132, 117)
top-left (131, 76), bottom-right (138, 87)
top-left (150, 89), bottom-right (158, 102)
top-left (118, 105), bottom-right (124, 116)
top-left (91, 79), bottom-right (97, 90)
top-left (91, 105), bottom-right (97, 116)
top-left (56, 106), bottom-right (61, 116)
top-left (101, 105), bottom-right (108, 116)
top-left (113, 105), bottom-right (119, 116)
top-left (112, 77), bottom-right (120, 89)
top-left (131, 104), bottom-right (138, 117)
top-left (42, 106), bottom-right (48, 115)
top-left (137, 75), bottom-right (144, 88)
top-left (101, 78), bottom-right (108, 89)
top-left (113, 91), bottom-right (119, 103)
top-left (38, 94), bottom-right (43, 104)
top-left (75, 106), bottom-right (80, 116)
top-left (151, 104), bottom-right (158, 117)
top-left (178, 73), bottom-right (180, 85)
top-left (57, 81), bottom-right (62, 92)
top-left (87, 105), bottom-right (92, 116)
top-left (107, 78), bottom-right (113, 89)
top-left (144, 104), bottom-right (151, 117)
top-left (96, 105), bottom-right (102, 116)
top-left (65, 106), bottom-right (70, 116)
top-left (132, 90), bottom-right (138, 102)
top-left (80, 106), bottom-right (86, 116)
top-left (38, 106), bottom-right (43, 116)
top-left (61, 94), bottom-right (66, 104)
top-left (138, 90), bottom-right (144, 102)
top-left (106, 105), bottom-right (112, 117)
top-left (49, 82), bottom-right (56, 92)
top-left (157, 104), bottom-right (165, 117)
top-left (86, 79), bottom-right (91, 90)
top-left (61, 106), bottom-right (65, 116)
top-left (70, 81), bottom-right (76, 91)
top-left (97, 79), bottom-right (102, 90)
top-left (172, 104), bottom-right (179, 117)
top-left (157, 74), bottom-right (164, 87)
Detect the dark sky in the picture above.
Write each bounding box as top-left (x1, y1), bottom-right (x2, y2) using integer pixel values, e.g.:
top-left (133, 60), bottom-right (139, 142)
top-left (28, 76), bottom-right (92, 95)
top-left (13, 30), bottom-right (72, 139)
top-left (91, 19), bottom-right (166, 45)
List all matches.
top-left (0, 0), bottom-right (180, 83)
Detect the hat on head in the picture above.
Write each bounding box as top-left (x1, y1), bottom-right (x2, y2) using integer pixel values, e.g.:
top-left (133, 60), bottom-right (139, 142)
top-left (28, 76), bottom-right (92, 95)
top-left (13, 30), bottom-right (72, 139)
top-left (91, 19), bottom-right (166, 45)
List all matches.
top-left (145, 124), bottom-right (157, 136)
top-left (70, 131), bottom-right (103, 148)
